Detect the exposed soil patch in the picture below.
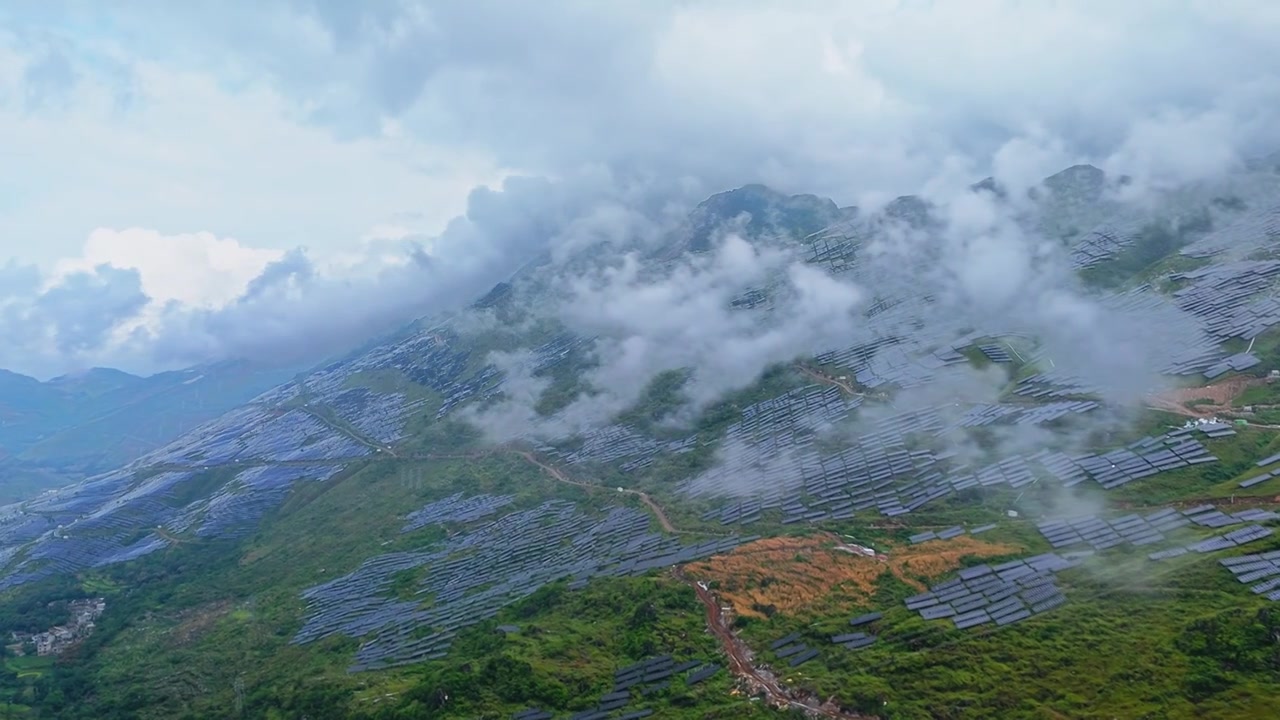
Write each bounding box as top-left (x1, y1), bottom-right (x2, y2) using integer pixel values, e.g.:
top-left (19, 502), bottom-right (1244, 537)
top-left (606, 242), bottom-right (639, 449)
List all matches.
top-left (169, 599), bottom-right (233, 647)
top-left (1148, 377), bottom-right (1264, 417)
top-left (684, 533), bottom-right (1020, 619)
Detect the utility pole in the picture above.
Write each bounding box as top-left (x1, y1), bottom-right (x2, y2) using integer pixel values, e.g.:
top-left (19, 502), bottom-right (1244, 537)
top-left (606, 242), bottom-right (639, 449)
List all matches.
top-left (234, 676), bottom-right (245, 716)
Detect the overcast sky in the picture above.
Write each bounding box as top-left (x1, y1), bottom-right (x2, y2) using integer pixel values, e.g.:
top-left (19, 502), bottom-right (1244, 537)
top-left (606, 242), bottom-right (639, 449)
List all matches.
top-left (1, 0), bottom-right (1278, 378)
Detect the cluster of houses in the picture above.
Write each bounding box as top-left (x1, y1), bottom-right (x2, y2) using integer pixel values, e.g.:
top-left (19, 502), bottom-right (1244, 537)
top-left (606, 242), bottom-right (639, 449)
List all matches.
top-left (10, 597), bottom-right (106, 656)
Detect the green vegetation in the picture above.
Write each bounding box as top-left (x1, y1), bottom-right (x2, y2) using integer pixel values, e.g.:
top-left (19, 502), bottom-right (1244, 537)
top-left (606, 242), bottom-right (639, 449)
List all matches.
top-left (615, 369), bottom-right (691, 433)
top-left (1235, 383), bottom-right (1280, 408)
top-left (1109, 428), bottom-right (1280, 506)
top-left (1238, 328), bottom-right (1280, 378)
top-left (533, 349), bottom-right (599, 417)
top-left (353, 578), bottom-right (770, 720)
top-left (1080, 213), bottom-right (1213, 289)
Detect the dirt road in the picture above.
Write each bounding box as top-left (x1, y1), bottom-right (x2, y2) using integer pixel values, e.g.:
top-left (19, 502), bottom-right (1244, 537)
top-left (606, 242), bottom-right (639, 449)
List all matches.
top-left (515, 450), bottom-right (683, 534)
top-left (675, 568), bottom-right (871, 719)
top-left (796, 363), bottom-right (865, 398)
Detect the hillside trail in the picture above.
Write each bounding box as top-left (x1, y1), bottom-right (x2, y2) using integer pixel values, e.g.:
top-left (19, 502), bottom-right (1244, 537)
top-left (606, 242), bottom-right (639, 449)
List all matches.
top-left (514, 450), bottom-right (684, 535)
top-left (1113, 493), bottom-right (1280, 510)
top-left (795, 363), bottom-right (871, 399)
top-left (673, 567), bottom-right (872, 720)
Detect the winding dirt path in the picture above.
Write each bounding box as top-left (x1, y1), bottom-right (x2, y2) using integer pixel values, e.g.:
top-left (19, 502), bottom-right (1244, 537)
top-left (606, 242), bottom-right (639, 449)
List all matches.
top-left (674, 568), bottom-right (871, 719)
top-left (515, 450), bottom-right (682, 534)
top-left (796, 362), bottom-right (865, 398)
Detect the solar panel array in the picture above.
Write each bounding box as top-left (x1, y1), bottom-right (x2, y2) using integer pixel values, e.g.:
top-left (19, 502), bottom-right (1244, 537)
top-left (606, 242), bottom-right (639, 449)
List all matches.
top-left (0, 473), bottom-right (187, 590)
top-left (128, 405), bottom-right (371, 468)
top-left (1101, 289), bottom-right (1226, 376)
top-left (978, 344), bottom-right (1014, 363)
top-left (515, 654), bottom-right (698, 719)
top-left (292, 498), bottom-right (746, 671)
top-left (830, 612), bottom-right (883, 651)
top-left (1187, 524), bottom-right (1274, 553)
top-left (955, 400), bottom-right (1098, 428)
top-left (588, 655), bottom-right (714, 711)
top-left (1038, 509), bottom-right (1189, 551)
top-left (696, 413), bottom-right (1221, 525)
top-left (1180, 203), bottom-right (1280, 261)
top-left (1013, 371), bottom-right (1101, 400)
top-left (1032, 430), bottom-right (1217, 489)
top-left (905, 554), bottom-right (1076, 629)
top-left (539, 425), bottom-right (698, 472)
top-left (326, 388), bottom-right (427, 444)
top-left (274, 328), bottom-right (594, 435)
top-left (0, 460), bottom-right (351, 591)
top-left (1220, 549), bottom-right (1280, 601)
top-left (687, 404), bottom-right (954, 519)
top-left (1070, 225), bottom-right (1138, 270)
top-left (401, 493), bottom-right (515, 533)
top-left (682, 385), bottom-right (860, 499)
top-left (766, 636), bottom-right (823, 667)
top-left (1171, 261), bottom-right (1280, 345)
top-left (805, 232), bottom-right (859, 273)
top-left (1240, 470), bottom-right (1276, 488)
top-left (812, 313), bottom-right (971, 391)
top-left (1038, 504), bottom-right (1280, 560)
top-left (180, 464), bottom-right (346, 540)
top-left (3, 165), bottom-right (1279, 636)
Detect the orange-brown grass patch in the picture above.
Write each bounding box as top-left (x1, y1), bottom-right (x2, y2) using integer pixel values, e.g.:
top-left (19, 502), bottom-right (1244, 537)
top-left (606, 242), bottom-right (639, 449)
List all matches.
top-left (887, 535), bottom-right (1021, 589)
top-left (685, 532), bottom-right (1021, 619)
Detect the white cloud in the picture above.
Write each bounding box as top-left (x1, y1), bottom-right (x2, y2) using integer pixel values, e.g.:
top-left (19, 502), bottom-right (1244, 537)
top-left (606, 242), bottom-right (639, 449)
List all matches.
top-left (2, 1), bottom-right (1279, 378)
top-left (0, 34), bottom-right (508, 269)
top-left (50, 228), bottom-right (283, 308)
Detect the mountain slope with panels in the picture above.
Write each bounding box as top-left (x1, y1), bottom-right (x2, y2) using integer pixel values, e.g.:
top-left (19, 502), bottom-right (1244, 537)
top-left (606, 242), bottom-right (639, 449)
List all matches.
top-left (8, 165), bottom-right (1280, 720)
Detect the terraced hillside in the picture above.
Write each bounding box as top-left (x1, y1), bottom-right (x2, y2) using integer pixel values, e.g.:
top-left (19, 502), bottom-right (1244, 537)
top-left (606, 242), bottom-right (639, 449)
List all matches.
top-left (5, 167), bottom-right (1280, 719)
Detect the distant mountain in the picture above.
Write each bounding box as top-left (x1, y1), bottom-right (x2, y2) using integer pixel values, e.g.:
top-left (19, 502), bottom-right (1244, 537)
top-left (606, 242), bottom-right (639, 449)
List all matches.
top-left (45, 367), bottom-right (144, 397)
top-left (0, 360), bottom-right (301, 502)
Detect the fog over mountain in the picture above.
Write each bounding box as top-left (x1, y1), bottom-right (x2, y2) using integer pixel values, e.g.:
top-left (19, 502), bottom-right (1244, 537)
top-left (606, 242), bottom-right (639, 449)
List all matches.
top-left (2, 1), bottom-right (1279, 378)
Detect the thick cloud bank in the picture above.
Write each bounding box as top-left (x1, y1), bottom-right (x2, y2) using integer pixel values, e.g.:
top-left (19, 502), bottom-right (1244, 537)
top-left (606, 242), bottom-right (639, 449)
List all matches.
top-left (2, 1), bottom-right (1279, 377)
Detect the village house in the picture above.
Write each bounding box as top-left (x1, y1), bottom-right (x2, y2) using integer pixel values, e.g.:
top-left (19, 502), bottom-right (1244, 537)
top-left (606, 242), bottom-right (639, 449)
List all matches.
top-left (10, 597), bottom-right (107, 657)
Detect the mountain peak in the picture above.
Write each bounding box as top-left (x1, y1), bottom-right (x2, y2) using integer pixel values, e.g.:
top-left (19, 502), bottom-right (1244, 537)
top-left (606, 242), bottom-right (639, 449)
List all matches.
top-left (47, 367), bottom-right (142, 397)
top-left (49, 366), bottom-right (139, 383)
top-left (682, 184), bottom-right (853, 252)
top-left (1042, 164), bottom-right (1106, 199)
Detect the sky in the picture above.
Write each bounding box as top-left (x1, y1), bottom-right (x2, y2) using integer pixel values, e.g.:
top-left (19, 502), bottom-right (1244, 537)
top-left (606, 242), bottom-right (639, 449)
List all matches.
top-left (1, 0), bottom-right (1279, 378)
